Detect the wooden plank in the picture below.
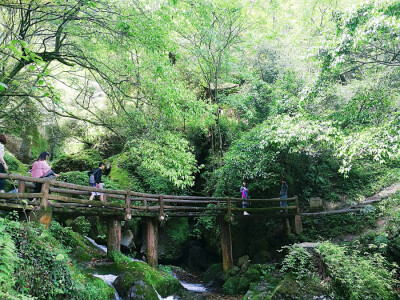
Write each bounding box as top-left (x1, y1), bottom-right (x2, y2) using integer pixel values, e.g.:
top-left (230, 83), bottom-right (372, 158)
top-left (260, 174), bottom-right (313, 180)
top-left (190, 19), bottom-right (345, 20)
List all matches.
top-left (0, 203), bottom-right (37, 211)
top-left (0, 193), bottom-right (43, 199)
top-left (51, 207), bottom-right (125, 217)
top-left (302, 208), bottom-right (361, 216)
top-left (49, 180), bottom-right (128, 195)
top-left (48, 194), bottom-right (126, 208)
top-left (163, 199), bottom-right (221, 204)
top-left (231, 206), bottom-right (297, 212)
top-left (0, 173), bottom-right (48, 183)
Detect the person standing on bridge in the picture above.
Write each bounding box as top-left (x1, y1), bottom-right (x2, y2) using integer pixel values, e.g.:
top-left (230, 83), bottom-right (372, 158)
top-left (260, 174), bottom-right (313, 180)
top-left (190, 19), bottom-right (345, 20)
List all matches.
top-left (31, 152), bottom-right (59, 195)
top-left (89, 162), bottom-right (105, 203)
top-left (0, 135), bottom-right (9, 193)
top-left (240, 181), bottom-right (249, 215)
top-left (279, 179), bottom-right (288, 212)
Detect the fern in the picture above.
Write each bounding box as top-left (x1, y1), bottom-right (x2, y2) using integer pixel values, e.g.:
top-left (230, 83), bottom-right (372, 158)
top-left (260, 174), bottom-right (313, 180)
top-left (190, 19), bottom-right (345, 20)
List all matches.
top-left (0, 230), bottom-right (18, 292)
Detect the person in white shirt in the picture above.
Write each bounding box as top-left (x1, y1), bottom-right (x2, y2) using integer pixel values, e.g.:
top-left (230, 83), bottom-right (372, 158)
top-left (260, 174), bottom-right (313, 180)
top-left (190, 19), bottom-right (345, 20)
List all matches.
top-left (0, 135), bottom-right (9, 193)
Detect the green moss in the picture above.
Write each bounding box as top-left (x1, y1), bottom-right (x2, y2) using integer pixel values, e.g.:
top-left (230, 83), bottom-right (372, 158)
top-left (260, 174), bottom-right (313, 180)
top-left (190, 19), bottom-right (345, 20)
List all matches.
top-left (52, 149), bottom-right (102, 173)
top-left (49, 222), bottom-right (106, 262)
top-left (4, 151), bottom-right (27, 174)
top-left (108, 153), bottom-right (134, 189)
top-left (223, 276), bottom-right (241, 295)
top-left (269, 275), bottom-right (331, 299)
top-left (4, 151), bottom-right (28, 191)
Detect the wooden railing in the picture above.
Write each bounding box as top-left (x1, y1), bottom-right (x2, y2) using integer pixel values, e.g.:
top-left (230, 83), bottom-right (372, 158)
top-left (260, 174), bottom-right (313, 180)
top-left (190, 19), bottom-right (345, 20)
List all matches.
top-left (0, 173), bottom-right (300, 221)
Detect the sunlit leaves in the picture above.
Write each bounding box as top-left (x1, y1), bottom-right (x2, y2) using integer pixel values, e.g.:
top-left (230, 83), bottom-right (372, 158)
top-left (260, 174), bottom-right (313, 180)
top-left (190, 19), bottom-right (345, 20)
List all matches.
top-left (127, 131), bottom-right (199, 189)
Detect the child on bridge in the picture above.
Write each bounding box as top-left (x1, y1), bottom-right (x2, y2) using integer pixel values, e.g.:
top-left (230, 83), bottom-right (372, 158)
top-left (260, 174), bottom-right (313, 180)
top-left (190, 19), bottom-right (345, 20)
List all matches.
top-left (88, 162), bottom-right (105, 202)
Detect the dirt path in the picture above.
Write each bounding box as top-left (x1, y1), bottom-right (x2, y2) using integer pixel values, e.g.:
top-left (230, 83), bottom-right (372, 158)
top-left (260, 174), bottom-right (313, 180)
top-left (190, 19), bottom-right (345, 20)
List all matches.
top-left (303, 183), bottom-right (400, 217)
top-left (332, 183), bottom-right (400, 243)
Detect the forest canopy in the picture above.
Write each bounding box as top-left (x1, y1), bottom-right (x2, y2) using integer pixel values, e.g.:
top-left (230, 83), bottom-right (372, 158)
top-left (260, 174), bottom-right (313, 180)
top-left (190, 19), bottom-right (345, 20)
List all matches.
top-left (0, 0), bottom-right (399, 195)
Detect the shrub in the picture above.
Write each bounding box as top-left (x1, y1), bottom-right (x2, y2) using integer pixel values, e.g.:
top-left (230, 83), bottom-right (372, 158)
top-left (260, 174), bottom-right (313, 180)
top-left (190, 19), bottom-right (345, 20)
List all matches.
top-left (318, 241), bottom-right (398, 299)
top-left (51, 149), bottom-right (102, 173)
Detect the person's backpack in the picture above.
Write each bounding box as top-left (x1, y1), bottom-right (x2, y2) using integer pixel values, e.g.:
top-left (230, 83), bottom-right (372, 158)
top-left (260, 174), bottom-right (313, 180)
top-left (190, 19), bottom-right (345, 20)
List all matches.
top-left (88, 169), bottom-right (98, 185)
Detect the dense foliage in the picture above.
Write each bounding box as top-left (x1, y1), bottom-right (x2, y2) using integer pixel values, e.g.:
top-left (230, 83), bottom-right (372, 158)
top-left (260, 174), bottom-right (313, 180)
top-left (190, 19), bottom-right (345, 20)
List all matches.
top-left (1, 0), bottom-right (400, 298)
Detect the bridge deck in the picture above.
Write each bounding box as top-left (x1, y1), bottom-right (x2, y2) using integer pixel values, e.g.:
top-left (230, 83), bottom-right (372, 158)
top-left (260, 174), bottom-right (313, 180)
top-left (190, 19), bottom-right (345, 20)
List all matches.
top-left (0, 173), bottom-right (299, 220)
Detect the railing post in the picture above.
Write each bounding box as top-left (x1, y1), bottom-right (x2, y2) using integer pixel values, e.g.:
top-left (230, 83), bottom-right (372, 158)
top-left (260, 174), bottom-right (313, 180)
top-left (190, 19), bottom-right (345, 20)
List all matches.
top-left (30, 179), bottom-right (52, 228)
top-left (294, 195), bottom-right (303, 234)
top-left (125, 191), bottom-right (131, 220)
top-left (18, 180), bottom-right (26, 193)
top-left (227, 198), bottom-right (232, 222)
top-left (40, 180), bottom-right (50, 209)
top-left (158, 194), bottom-right (164, 221)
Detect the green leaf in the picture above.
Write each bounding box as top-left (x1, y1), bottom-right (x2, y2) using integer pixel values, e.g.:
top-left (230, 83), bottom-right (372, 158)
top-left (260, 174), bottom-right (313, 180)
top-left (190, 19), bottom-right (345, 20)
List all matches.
top-left (0, 83), bottom-right (8, 91)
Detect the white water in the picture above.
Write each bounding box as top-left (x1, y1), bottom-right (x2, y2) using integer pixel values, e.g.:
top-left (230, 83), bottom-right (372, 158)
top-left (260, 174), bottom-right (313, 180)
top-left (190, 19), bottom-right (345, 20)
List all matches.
top-left (85, 236), bottom-right (107, 253)
top-left (93, 274), bottom-right (122, 300)
top-left (179, 282), bottom-right (207, 292)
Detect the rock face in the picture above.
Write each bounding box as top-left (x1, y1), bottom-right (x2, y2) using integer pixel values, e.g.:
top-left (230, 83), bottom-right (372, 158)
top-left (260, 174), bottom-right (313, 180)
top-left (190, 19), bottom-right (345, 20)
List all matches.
top-left (6, 135), bottom-right (32, 163)
top-left (310, 197), bottom-right (323, 211)
top-left (121, 230), bottom-right (135, 249)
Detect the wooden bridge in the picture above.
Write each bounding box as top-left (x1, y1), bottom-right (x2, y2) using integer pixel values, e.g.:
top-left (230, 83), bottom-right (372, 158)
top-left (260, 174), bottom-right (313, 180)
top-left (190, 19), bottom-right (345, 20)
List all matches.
top-left (0, 173), bottom-right (302, 271)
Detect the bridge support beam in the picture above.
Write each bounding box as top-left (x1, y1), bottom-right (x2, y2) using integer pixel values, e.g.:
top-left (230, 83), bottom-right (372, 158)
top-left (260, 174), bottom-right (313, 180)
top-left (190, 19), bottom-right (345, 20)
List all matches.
top-left (294, 215), bottom-right (303, 234)
top-left (146, 217), bottom-right (159, 267)
top-left (219, 216), bottom-right (233, 272)
top-left (294, 196), bottom-right (303, 234)
top-left (107, 219), bottom-right (121, 258)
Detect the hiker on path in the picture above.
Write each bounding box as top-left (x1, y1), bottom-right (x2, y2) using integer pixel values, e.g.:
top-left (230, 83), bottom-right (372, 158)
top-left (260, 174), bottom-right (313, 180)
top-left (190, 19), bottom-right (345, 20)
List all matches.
top-left (0, 135), bottom-right (8, 193)
top-left (31, 151), bottom-right (59, 194)
top-left (279, 179), bottom-right (288, 212)
top-left (240, 181), bottom-right (249, 215)
top-left (88, 162), bottom-right (105, 202)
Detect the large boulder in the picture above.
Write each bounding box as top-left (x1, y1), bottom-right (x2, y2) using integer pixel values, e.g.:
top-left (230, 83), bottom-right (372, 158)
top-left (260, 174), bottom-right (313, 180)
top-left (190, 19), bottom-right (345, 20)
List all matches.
top-left (112, 252), bottom-right (183, 299)
top-left (114, 274), bottom-right (158, 300)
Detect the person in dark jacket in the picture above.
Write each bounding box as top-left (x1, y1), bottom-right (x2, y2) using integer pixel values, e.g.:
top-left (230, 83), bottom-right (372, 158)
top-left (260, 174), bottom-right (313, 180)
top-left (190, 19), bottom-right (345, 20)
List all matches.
top-left (279, 179), bottom-right (288, 212)
top-left (89, 162), bottom-right (105, 202)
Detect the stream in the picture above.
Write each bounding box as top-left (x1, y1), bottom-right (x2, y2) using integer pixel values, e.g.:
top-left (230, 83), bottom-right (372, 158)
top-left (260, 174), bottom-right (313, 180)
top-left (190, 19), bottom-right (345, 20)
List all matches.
top-left (85, 237), bottom-right (228, 300)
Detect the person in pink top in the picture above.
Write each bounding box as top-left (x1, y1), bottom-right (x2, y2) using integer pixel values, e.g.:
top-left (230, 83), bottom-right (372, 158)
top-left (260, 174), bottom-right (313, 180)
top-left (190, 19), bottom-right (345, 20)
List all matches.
top-left (31, 152), bottom-right (58, 193)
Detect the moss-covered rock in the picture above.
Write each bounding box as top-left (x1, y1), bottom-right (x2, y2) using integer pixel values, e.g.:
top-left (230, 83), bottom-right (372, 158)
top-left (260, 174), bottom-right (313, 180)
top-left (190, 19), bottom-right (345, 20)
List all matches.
top-left (223, 276), bottom-right (242, 295)
top-left (202, 263), bottom-right (224, 286)
top-left (270, 276), bottom-right (332, 299)
top-left (52, 149), bottom-right (102, 173)
top-left (114, 274), bottom-right (158, 300)
top-left (111, 251), bottom-right (183, 298)
top-left (5, 151), bottom-right (28, 174)
top-left (4, 151), bottom-right (28, 191)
